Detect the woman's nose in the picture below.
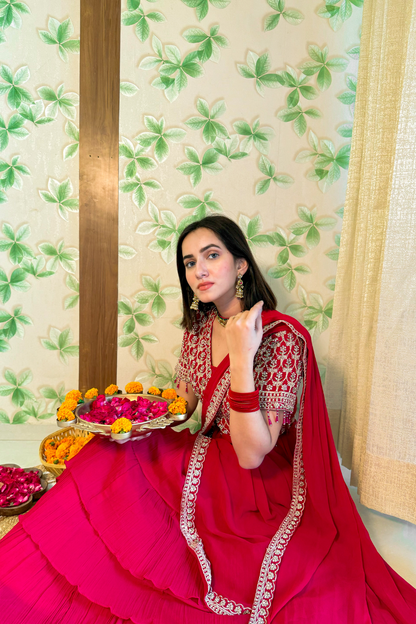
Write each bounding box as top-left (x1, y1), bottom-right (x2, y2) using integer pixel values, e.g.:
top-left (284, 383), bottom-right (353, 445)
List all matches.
top-left (195, 260), bottom-right (208, 279)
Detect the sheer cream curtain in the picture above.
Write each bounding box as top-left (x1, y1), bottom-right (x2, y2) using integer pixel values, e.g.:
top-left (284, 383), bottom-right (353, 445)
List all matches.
top-left (325, 0), bottom-right (416, 523)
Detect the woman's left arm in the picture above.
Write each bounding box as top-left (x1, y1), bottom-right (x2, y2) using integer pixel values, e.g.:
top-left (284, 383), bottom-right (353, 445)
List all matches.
top-left (226, 301), bottom-right (284, 469)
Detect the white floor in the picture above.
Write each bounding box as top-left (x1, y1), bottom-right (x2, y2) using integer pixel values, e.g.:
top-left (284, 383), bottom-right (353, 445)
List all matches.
top-left (1, 440), bottom-right (415, 589)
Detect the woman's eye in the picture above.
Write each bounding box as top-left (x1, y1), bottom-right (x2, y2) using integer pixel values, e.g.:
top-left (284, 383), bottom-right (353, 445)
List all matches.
top-left (208, 252), bottom-right (219, 259)
top-left (185, 261), bottom-right (195, 269)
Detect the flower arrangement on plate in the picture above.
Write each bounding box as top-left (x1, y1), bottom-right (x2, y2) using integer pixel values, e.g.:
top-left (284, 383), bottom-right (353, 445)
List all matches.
top-left (77, 393), bottom-right (170, 431)
top-left (0, 464), bottom-right (47, 516)
top-left (53, 383), bottom-right (188, 439)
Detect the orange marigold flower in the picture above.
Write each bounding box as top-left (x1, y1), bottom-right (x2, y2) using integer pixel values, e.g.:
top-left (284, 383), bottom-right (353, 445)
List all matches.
top-left (111, 417), bottom-right (132, 434)
top-left (65, 390), bottom-right (82, 402)
top-left (57, 407), bottom-right (76, 421)
top-left (148, 386), bottom-right (161, 396)
top-left (85, 387), bottom-right (99, 400)
top-left (45, 449), bottom-right (57, 462)
top-left (161, 388), bottom-right (177, 400)
top-left (61, 398), bottom-right (78, 411)
top-left (168, 397), bottom-right (187, 415)
top-left (105, 384), bottom-right (118, 395)
top-left (44, 434), bottom-right (94, 465)
top-left (56, 440), bottom-right (73, 460)
top-left (58, 438), bottom-right (73, 448)
top-left (125, 381), bottom-right (143, 394)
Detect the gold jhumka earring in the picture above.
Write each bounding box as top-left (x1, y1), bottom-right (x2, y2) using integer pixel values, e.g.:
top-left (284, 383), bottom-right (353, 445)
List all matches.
top-left (235, 274), bottom-right (244, 299)
top-left (190, 293), bottom-right (199, 310)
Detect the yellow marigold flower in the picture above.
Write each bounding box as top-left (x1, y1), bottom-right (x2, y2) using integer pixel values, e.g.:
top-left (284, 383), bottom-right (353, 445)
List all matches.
top-left (57, 407), bottom-right (76, 421)
top-left (111, 417), bottom-right (132, 434)
top-left (168, 397), bottom-right (187, 416)
top-left (125, 381), bottom-right (143, 394)
top-left (85, 387), bottom-right (99, 400)
top-left (65, 390), bottom-right (82, 402)
top-left (105, 384), bottom-right (118, 395)
top-left (148, 386), bottom-right (161, 396)
top-left (162, 388), bottom-right (178, 400)
top-left (61, 398), bottom-right (78, 411)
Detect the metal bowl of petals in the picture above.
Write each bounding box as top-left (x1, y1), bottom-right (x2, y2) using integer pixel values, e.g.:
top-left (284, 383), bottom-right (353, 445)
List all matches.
top-left (0, 464), bottom-right (48, 517)
top-left (73, 394), bottom-right (188, 441)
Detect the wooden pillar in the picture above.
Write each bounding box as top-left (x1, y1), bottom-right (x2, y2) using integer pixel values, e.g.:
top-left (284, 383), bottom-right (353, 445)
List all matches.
top-left (79, 0), bottom-right (121, 392)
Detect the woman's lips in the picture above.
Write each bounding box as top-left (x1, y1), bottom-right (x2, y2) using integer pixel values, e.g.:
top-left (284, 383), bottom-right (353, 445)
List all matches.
top-left (198, 282), bottom-right (214, 291)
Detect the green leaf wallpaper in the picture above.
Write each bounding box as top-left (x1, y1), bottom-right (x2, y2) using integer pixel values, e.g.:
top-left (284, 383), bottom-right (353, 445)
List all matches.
top-left (118, 0), bottom-right (362, 395)
top-left (0, 0), bottom-right (79, 425)
top-left (0, 0), bottom-right (362, 426)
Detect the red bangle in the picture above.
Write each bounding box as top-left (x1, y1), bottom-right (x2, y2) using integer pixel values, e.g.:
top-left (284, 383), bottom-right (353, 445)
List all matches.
top-left (228, 389), bottom-right (260, 413)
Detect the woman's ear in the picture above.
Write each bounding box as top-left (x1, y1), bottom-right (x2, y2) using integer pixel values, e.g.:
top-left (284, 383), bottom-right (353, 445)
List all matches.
top-left (237, 259), bottom-right (249, 276)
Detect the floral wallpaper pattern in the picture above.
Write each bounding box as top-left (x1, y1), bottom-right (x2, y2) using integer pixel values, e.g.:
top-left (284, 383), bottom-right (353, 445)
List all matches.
top-left (0, 0), bottom-right (79, 425)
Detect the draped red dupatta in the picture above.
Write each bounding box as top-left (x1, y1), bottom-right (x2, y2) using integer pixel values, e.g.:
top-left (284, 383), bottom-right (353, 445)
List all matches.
top-left (182, 309), bottom-right (416, 623)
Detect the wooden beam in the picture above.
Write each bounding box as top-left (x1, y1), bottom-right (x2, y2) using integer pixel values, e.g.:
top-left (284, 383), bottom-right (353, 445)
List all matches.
top-left (79, 0), bottom-right (121, 393)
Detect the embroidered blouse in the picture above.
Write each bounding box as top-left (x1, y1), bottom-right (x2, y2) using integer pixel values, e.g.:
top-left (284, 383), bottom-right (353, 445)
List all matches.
top-left (175, 309), bottom-right (303, 435)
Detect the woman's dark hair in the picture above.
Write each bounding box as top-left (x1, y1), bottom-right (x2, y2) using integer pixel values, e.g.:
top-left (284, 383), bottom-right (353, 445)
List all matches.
top-left (176, 215), bottom-right (277, 330)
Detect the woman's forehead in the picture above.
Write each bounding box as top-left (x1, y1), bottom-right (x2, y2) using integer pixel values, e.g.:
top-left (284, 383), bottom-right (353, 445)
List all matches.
top-left (182, 228), bottom-right (223, 254)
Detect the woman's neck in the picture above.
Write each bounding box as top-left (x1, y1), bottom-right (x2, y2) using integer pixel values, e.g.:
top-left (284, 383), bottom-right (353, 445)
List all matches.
top-left (214, 297), bottom-right (242, 319)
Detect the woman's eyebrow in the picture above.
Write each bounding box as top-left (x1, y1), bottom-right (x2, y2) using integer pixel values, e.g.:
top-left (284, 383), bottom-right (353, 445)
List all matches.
top-left (183, 244), bottom-right (221, 261)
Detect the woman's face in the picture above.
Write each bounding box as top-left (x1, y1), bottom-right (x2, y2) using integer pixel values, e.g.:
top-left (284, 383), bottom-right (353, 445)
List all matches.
top-left (181, 228), bottom-right (246, 307)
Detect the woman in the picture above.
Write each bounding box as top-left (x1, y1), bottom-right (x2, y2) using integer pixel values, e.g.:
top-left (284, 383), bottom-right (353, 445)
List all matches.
top-left (0, 216), bottom-right (415, 623)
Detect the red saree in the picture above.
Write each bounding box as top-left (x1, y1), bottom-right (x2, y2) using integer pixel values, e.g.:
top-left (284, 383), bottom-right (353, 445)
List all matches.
top-left (0, 309), bottom-right (415, 623)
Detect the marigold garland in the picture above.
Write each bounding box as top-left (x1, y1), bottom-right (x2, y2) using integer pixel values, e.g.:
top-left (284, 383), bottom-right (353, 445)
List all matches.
top-left (125, 382), bottom-right (143, 394)
top-left (162, 388), bottom-right (177, 400)
top-left (85, 387), bottom-right (98, 400)
top-left (110, 417), bottom-right (132, 434)
top-left (44, 433), bottom-right (94, 465)
top-left (57, 407), bottom-right (75, 422)
top-left (148, 386), bottom-right (161, 396)
top-left (105, 384), bottom-right (118, 395)
top-left (65, 390), bottom-right (82, 402)
top-left (168, 397), bottom-right (187, 415)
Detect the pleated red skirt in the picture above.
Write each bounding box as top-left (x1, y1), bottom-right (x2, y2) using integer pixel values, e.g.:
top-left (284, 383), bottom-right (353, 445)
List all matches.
top-left (0, 425), bottom-right (415, 623)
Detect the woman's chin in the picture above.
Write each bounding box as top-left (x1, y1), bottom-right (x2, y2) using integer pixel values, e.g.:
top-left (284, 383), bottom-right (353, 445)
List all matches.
top-left (199, 295), bottom-right (215, 305)
top-left (199, 291), bottom-right (236, 307)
